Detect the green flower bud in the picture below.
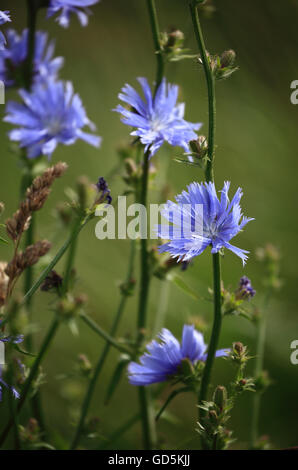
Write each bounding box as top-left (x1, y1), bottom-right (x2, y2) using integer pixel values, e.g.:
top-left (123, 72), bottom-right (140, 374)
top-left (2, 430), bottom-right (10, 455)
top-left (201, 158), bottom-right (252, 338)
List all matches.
top-left (213, 385), bottom-right (227, 411)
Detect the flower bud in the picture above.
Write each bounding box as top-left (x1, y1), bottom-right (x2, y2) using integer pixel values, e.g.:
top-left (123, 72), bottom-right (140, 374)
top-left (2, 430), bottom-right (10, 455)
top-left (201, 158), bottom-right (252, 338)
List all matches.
top-left (213, 385), bottom-right (227, 411)
top-left (220, 49), bottom-right (236, 68)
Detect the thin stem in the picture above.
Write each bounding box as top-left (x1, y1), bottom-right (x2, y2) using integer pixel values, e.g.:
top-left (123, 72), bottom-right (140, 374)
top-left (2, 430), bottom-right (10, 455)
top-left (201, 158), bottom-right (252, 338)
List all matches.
top-left (70, 239), bottom-right (136, 450)
top-left (0, 317), bottom-right (59, 447)
top-left (136, 149), bottom-right (156, 450)
top-left (79, 313), bottom-right (128, 354)
top-left (189, 1), bottom-right (216, 182)
top-left (137, 151), bottom-right (150, 344)
top-left (25, 0), bottom-right (38, 91)
top-left (189, 1), bottom-right (222, 443)
top-left (198, 253), bottom-right (222, 416)
top-left (153, 280), bottom-right (170, 335)
top-left (62, 218), bottom-right (80, 295)
top-left (146, 0), bottom-right (164, 91)
top-left (250, 290), bottom-right (271, 448)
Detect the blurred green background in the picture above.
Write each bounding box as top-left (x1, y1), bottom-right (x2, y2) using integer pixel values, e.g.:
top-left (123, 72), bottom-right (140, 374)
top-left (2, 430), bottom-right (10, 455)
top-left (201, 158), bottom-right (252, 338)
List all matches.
top-left (1, 0), bottom-right (298, 449)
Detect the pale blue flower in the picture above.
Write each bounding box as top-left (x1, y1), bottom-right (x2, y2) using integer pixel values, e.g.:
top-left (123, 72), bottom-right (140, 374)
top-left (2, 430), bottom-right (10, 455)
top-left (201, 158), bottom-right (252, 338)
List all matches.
top-left (157, 181), bottom-right (254, 265)
top-left (0, 10), bottom-right (11, 50)
top-left (128, 325), bottom-right (228, 386)
top-left (115, 77), bottom-right (201, 157)
top-left (47, 0), bottom-right (99, 28)
top-left (0, 29), bottom-right (63, 87)
top-left (4, 80), bottom-right (101, 159)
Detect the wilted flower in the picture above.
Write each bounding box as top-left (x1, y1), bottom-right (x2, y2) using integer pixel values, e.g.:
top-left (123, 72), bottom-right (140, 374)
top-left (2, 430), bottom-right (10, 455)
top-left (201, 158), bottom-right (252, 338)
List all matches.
top-left (4, 80), bottom-right (101, 159)
top-left (157, 181), bottom-right (254, 265)
top-left (114, 77), bottom-right (201, 157)
top-left (128, 325), bottom-right (228, 386)
top-left (0, 10), bottom-right (11, 50)
top-left (236, 276), bottom-right (256, 300)
top-left (47, 0), bottom-right (99, 28)
top-left (95, 177), bottom-right (112, 204)
top-left (0, 29), bottom-right (63, 87)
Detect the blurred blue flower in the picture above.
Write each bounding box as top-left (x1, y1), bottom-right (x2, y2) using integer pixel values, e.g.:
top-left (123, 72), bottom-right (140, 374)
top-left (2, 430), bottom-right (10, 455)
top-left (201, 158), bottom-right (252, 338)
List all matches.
top-left (4, 80), bottom-right (101, 159)
top-left (128, 325), bottom-right (228, 386)
top-left (0, 334), bottom-right (23, 401)
top-left (0, 29), bottom-right (64, 87)
top-left (47, 0), bottom-right (99, 28)
top-left (114, 77), bottom-right (201, 157)
top-left (157, 181), bottom-right (254, 265)
top-left (0, 10), bottom-right (11, 50)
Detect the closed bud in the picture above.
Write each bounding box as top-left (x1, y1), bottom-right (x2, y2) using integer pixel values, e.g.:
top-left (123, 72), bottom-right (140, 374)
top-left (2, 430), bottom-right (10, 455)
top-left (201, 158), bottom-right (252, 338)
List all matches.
top-left (220, 49), bottom-right (236, 68)
top-left (213, 385), bottom-right (227, 411)
top-left (234, 341), bottom-right (244, 355)
top-left (166, 29), bottom-right (184, 48)
top-left (77, 353), bottom-right (92, 374)
top-left (179, 358), bottom-right (195, 378)
top-left (0, 202), bottom-right (4, 216)
top-left (189, 136), bottom-right (208, 158)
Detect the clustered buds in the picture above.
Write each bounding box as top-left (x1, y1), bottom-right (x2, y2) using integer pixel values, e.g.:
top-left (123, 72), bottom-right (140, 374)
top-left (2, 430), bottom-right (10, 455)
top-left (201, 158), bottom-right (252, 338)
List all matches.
top-left (200, 49), bottom-right (238, 81)
top-left (160, 28), bottom-right (197, 63)
top-left (221, 275), bottom-right (256, 318)
top-left (197, 385), bottom-right (234, 450)
top-left (256, 243), bottom-right (281, 290)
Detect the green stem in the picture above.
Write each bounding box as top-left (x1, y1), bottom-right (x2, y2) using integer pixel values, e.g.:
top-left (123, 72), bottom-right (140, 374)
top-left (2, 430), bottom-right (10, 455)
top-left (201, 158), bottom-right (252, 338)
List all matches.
top-left (25, 0), bottom-right (38, 91)
top-left (250, 290), bottom-right (271, 448)
top-left (137, 151), bottom-right (150, 344)
top-left (136, 150), bottom-right (156, 450)
top-left (189, 2), bottom-right (222, 443)
top-left (199, 253), bottom-right (222, 413)
top-left (62, 218), bottom-right (80, 295)
top-left (146, 0), bottom-right (164, 91)
top-left (70, 239), bottom-right (136, 450)
top-left (0, 317), bottom-right (59, 448)
top-left (79, 313), bottom-right (128, 354)
top-left (189, 1), bottom-right (216, 182)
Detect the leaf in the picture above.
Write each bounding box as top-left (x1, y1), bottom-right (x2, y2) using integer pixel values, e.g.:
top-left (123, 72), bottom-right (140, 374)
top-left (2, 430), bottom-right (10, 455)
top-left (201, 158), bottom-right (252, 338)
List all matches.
top-left (0, 235), bottom-right (8, 244)
top-left (13, 344), bottom-right (36, 357)
top-left (104, 356), bottom-right (130, 405)
top-left (170, 275), bottom-right (200, 301)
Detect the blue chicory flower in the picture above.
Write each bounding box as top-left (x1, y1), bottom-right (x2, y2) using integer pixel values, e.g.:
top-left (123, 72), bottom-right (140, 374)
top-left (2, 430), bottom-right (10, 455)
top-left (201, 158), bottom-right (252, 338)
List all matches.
top-left (47, 0), bottom-right (99, 28)
top-left (0, 10), bottom-right (11, 50)
top-left (128, 325), bottom-right (229, 386)
top-left (157, 181), bottom-right (254, 265)
top-left (114, 77), bottom-right (201, 157)
top-left (0, 29), bottom-right (64, 87)
top-left (4, 80), bottom-right (101, 159)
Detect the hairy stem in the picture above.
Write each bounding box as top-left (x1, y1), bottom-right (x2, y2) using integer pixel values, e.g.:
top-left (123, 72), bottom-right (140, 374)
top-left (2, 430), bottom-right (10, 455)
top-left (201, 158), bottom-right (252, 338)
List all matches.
top-left (199, 253), bottom-right (222, 411)
top-left (70, 239), bottom-right (136, 450)
top-left (146, 0), bottom-right (164, 90)
top-left (189, 1), bottom-right (216, 182)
